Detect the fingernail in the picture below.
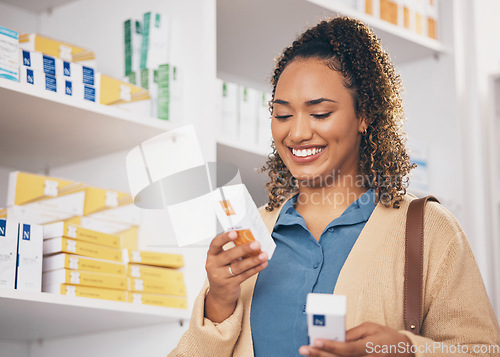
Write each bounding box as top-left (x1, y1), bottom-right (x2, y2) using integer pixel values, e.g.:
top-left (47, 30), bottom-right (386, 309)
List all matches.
top-left (299, 347), bottom-right (309, 355)
top-left (258, 252), bottom-right (267, 260)
top-left (228, 231), bottom-right (237, 239)
top-left (250, 241), bottom-right (259, 250)
top-left (314, 340), bottom-right (323, 348)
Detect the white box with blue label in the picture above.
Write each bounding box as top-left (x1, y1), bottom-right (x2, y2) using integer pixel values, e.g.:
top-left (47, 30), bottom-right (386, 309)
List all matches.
top-left (20, 49), bottom-right (57, 76)
top-left (16, 222), bottom-right (43, 292)
top-left (0, 219), bottom-right (18, 289)
top-left (20, 66), bottom-right (63, 94)
top-left (0, 26), bottom-right (19, 82)
top-left (306, 293), bottom-right (346, 344)
top-left (57, 59), bottom-right (96, 86)
top-left (61, 77), bottom-right (98, 103)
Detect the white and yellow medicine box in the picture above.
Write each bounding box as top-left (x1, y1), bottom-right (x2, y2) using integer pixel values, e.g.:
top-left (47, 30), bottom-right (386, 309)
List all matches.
top-left (7, 171), bottom-right (86, 215)
top-left (128, 276), bottom-right (186, 296)
top-left (98, 73), bottom-right (149, 105)
top-left (119, 226), bottom-right (139, 250)
top-left (43, 268), bottom-right (127, 290)
top-left (44, 237), bottom-right (124, 262)
top-left (0, 209), bottom-right (6, 219)
top-left (44, 283), bottom-right (127, 302)
top-left (88, 203), bottom-right (141, 226)
top-left (8, 205), bottom-right (77, 225)
top-left (129, 292), bottom-right (187, 309)
top-left (83, 186), bottom-right (134, 216)
top-left (16, 223), bottom-right (44, 292)
top-left (127, 263), bottom-right (184, 284)
top-left (44, 221), bottom-right (121, 248)
top-left (0, 26), bottom-right (19, 82)
top-left (19, 33), bottom-right (95, 65)
top-left (127, 249), bottom-right (184, 269)
top-left (0, 219), bottom-right (19, 289)
top-left (43, 253), bottom-right (126, 275)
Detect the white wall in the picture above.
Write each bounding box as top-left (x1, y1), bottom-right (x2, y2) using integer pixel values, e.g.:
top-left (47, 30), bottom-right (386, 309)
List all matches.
top-left (0, 341), bottom-right (28, 357)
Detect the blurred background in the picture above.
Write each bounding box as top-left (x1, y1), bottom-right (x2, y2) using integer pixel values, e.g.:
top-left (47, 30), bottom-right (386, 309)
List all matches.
top-left (0, 0), bottom-right (498, 356)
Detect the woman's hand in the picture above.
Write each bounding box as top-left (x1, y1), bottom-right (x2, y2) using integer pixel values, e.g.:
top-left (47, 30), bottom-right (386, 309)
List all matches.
top-left (299, 322), bottom-right (415, 357)
top-left (204, 231), bottom-right (269, 323)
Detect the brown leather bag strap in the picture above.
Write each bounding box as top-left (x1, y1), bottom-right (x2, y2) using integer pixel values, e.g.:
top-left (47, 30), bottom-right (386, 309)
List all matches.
top-left (404, 195), bottom-right (439, 335)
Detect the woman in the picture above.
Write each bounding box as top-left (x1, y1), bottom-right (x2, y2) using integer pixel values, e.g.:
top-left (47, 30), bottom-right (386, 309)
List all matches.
top-left (170, 17), bottom-right (499, 356)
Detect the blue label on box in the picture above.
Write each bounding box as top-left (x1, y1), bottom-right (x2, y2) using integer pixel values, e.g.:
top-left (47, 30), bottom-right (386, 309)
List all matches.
top-left (22, 224), bottom-right (30, 241)
top-left (82, 66), bottom-right (94, 86)
top-left (313, 314), bottom-right (325, 326)
top-left (26, 69), bottom-right (34, 84)
top-left (0, 26), bottom-right (18, 39)
top-left (45, 74), bottom-right (57, 92)
top-left (63, 61), bottom-right (71, 77)
top-left (22, 50), bottom-right (31, 67)
top-left (65, 80), bottom-right (72, 96)
top-left (43, 55), bottom-right (56, 76)
top-left (84, 85), bottom-right (96, 102)
top-left (0, 220), bottom-right (6, 237)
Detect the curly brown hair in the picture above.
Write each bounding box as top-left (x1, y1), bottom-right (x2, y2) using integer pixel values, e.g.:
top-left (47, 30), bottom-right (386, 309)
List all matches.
top-left (263, 16), bottom-right (415, 211)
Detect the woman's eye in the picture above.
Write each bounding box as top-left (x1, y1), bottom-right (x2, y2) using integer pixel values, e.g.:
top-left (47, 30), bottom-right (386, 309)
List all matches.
top-left (311, 112), bottom-right (332, 119)
top-left (274, 114), bottom-right (292, 120)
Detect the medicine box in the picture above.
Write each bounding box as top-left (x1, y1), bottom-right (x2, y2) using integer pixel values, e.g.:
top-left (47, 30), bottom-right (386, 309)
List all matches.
top-left (83, 187), bottom-right (134, 216)
top-left (141, 11), bottom-right (171, 69)
top-left (0, 219), bottom-right (18, 289)
top-left (44, 283), bottom-right (127, 302)
top-left (127, 249), bottom-right (184, 268)
top-left (124, 18), bottom-right (142, 75)
top-left (43, 268), bottom-right (127, 290)
top-left (43, 253), bottom-right (126, 275)
top-left (43, 221), bottom-right (121, 248)
top-left (7, 205), bottom-right (78, 225)
top-left (306, 293), bottom-right (347, 344)
top-left (16, 223), bottom-right (43, 292)
top-left (44, 237), bottom-right (124, 262)
top-left (128, 276), bottom-right (186, 296)
top-left (127, 263), bottom-right (184, 284)
top-left (0, 26), bottom-right (19, 82)
top-left (129, 292), bottom-right (187, 309)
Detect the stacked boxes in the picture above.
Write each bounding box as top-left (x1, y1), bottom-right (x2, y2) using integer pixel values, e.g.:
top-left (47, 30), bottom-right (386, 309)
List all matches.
top-left (359, 0), bottom-right (439, 39)
top-left (123, 12), bottom-right (183, 121)
top-left (126, 249), bottom-right (187, 309)
top-left (216, 79), bottom-right (272, 150)
top-left (42, 223), bottom-right (128, 302)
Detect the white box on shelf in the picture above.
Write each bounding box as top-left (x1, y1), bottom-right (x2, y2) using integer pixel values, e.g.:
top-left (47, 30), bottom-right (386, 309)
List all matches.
top-left (124, 18), bottom-right (142, 75)
top-left (141, 12), bottom-right (171, 69)
top-left (61, 78), bottom-right (98, 103)
top-left (306, 293), bottom-right (346, 344)
top-left (0, 26), bottom-right (19, 82)
top-left (57, 59), bottom-right (96, 86)
top-left (20, 49), bottom-right (57, 76)
top-left (7, 205), bottom-right (78, 225)
top-left (16, 222), bottom-right (43, 292)
top-left (0, 219), bottom-right (18, 289)
top-left (219, 81), bottom-right (239, 138)
top-left (238, 86), bottom-right (259, 145)
top-left (20, 66), bottom-right (62, 94)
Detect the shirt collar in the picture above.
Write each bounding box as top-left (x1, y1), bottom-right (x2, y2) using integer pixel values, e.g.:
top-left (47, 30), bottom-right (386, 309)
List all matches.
top-left (274, 189), bottom-right (376, 230)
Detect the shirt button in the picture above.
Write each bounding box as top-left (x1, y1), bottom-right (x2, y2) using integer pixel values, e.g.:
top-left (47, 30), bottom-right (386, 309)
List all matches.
top-left (328, 227), bottom-right (334, 233)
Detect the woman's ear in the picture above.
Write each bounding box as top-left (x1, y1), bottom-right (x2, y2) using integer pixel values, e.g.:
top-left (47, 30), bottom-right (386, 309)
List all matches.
top-left (358, 116), bottom-right (368, 134)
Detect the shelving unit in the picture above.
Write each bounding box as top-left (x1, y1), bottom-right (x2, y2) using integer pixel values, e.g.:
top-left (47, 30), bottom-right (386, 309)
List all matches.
top-left (0, 78), bottom-right (173, 172)
top-left (0, 288), bottom-right (188, 342)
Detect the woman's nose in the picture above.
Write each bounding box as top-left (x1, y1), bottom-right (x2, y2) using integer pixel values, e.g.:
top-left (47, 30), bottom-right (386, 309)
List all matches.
top-left (288, 113), bottom-right (313, 142)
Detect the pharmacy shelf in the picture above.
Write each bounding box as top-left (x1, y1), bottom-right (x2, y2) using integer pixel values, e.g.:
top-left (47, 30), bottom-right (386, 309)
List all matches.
top-left (306, 0), bottom-right (446, 62)
top-left (217, 0), bottom-right (447, 92)
top-left (0, 288), bottom-right (189, 342)
top-left (0, 78), bottom-right (173, 172)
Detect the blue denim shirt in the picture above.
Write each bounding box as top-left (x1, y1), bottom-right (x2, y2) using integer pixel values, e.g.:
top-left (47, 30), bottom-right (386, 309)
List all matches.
top-left (251, 189), bottom-right (376, 356)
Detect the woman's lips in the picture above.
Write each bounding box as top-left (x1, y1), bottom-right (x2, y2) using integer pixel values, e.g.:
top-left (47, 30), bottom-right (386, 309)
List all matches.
top-left (288, 146), bottom-right (326, 163)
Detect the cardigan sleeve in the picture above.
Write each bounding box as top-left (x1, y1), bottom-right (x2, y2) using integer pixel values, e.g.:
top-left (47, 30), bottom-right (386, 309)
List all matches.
top-left (167, 280), bottom-right (245, 357)
top-left (399, 228), bottom-right (500, 357)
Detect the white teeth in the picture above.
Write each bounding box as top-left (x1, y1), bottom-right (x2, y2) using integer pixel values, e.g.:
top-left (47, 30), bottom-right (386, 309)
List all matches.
top-left (291, 147), bottom-right (324, 157)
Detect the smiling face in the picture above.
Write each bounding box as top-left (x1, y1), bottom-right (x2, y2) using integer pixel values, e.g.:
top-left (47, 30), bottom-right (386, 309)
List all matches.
top-left (271, 58), bottom-right (366, 187)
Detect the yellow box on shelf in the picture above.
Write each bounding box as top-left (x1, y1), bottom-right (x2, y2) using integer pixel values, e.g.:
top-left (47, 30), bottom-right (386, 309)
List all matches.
top-left (7, 171), bottom-right (86, 217)
top-left (129, 292), bottom-right (187, 309)
top-left (19, 33), bottom-right (95, 65)
top-left (127, 249), bottom-right (184, 268)
top-left (44, 283), bottom-right (127, 303)
top-left (83, 186), bottom-right (134, 216)
top-left (128, 276), bottom-right (186, 296)
top-left (127, 263), bottom-right (184, 284)
top-left (43, 253), bottom-right (126, 276)
top-left (44, 237), bottom-right (124, 262)
top-left (43, 221), bottom-right (121, 248)
top-left (98, 73), bottom-right (150, 105)
top-left (43, 268), bottom-right (127, 290)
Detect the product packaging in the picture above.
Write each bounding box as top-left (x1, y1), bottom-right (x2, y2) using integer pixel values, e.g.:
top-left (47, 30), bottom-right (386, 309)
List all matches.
top-left (140, 11), bottom-right (171, 69)
top-left (0, 219), bottom-right (18, 289)
top-left (43, 221), bottom-right (122, 248)
top-left (43, 237), bottom-right (124, 262)
top-left (124, 18), bottom-right (142, 76)
top-left (128, 276), bottom-right (186, 296)
top-left (42, 268), bottom-right (127, 290)
top-left (44, 283), bottom-right (127, 302)
top-left (306, 293), bottom-right (347, 344)
top-left (0, 26), bottom-right (19, 82)
top-left (16, 223), bottom-right (43, 291)
top-left (43, 253), bottom-right (126, 275)
top-left (126, 249), bottom-right (184, 269)
top-left (129, 292), bottom-right (187, 309)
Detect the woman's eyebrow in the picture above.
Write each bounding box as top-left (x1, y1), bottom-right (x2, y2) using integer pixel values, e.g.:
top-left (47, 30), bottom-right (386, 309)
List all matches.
top-left (272, 99), bottom-right (289, 105)
top-left (305, 98), bottom-right (337, 105)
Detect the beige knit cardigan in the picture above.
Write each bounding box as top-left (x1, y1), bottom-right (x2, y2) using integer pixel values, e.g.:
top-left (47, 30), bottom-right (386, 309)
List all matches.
top-left (169, 194), bottom-right (500, 356)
